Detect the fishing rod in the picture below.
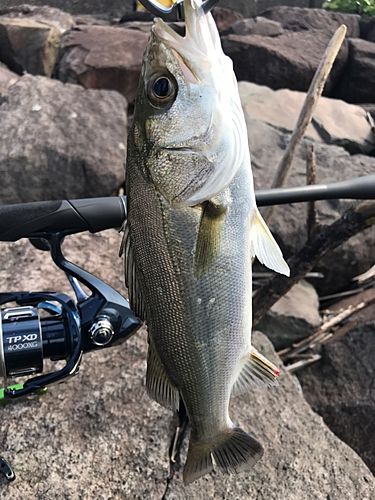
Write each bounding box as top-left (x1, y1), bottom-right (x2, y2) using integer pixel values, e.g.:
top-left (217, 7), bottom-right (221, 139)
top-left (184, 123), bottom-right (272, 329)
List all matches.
top-left (0, 173), bottom-right (374, 481)
top-left (0, 174), bottom-right (374, 243)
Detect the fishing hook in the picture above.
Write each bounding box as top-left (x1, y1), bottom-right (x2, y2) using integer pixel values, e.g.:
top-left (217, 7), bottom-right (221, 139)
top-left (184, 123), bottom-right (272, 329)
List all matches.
top-left (138, 0), bottom-right (220, 22)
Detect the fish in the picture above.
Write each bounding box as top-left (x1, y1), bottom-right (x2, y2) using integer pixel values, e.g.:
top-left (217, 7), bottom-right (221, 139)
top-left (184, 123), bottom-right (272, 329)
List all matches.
top-left (122, 0), bottom-right (290, 485)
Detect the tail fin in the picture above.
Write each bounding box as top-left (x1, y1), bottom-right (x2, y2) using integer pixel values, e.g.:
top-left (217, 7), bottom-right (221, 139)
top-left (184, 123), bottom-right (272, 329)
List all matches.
top-left (183, 427), bottom-right (263, 485)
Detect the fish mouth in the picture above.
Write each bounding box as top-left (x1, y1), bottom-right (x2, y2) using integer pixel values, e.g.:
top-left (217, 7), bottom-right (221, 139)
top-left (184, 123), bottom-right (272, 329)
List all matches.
top-left (152, 0), bottom-right (219, 82)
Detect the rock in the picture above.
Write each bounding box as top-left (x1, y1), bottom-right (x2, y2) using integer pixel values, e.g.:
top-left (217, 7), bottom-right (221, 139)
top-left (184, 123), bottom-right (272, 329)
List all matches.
top-left (360, 16), bottom-right (375, 43)
top-left (0, 74), bottom-right (127, 204)
top-left (57, 25), bottom-right (149, 103)
top-left (119, 10), bottom-right (155, 23)
top-left (0, 62), bottom-right (20, 96)
top-left (211, 6), bottom-right (243, 33)
top-left (73, 14), bottom-right (111, 27)
top-left (0, 233), bottom-right (374, 499)
top-left (222, 28), bottom-right (348, 95)
top-left (261, 6), bottom-right (360, 38)
top-left (118, 21), bottom-right (153, 34)
top-left (334, 38), bottom-right (375, 104)
top-left (218, 0), bottom-right (310, 19)
top-left (296, 288), bottom-right (375, 474)
top-left (0, 17), bottom-right (61, 77)
top-left (243, 114), bottom-right (375, 295)
top-left (223, 17), bottom-right (283, 37)
top-left (239, 81), bottom-right (375, 154)
top-left (0, 4), bottom-right (75, 33)
top-left (256, 280), bottom-right (322, 351)
top-left (0, 0), bottom-right (132, 18)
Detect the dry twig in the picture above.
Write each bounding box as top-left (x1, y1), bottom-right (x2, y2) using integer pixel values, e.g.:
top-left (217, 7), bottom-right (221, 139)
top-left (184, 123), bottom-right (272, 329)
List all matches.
top-left (252, 200), bottom-right (375, 327)
top-left (306, 143), bottom-right (319, 240)
top-left (278, 294), bottom-right (375, 361)
top-left (263, 25), bottom-right (347, 224)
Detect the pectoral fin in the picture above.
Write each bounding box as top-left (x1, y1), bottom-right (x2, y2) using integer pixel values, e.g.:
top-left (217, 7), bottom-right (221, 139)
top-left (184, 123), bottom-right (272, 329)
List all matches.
top-left (250, 208), bottom-right (290, 276)
top-left (146, 340), bottom-right (180, 411)
top-left (232, 348), bottom-right (280, 396)
top-left (194, 198), bottom-right (227, 278)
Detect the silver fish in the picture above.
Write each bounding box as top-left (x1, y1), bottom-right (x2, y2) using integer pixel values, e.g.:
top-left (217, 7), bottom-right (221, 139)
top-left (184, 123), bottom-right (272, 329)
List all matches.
top-left (123, 0), bottom-right (289, 484)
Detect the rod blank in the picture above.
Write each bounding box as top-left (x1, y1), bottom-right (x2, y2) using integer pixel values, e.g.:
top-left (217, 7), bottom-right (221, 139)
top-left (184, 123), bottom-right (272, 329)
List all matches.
top-left (255, 174), bottom-right (375, 207)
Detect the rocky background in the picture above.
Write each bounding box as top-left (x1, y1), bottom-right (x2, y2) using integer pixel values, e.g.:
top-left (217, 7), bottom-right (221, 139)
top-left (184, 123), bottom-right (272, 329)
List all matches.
top-left (0, 2), bottom-right (374, 499)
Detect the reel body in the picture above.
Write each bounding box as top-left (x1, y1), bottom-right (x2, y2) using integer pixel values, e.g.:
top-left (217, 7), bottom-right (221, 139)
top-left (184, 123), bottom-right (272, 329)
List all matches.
top-left (0, 232), bottom-right (141, 401)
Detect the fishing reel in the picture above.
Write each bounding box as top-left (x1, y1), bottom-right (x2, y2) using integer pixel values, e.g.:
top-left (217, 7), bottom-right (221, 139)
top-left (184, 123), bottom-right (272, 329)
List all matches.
top-left (138, 0), bottom-right (220, 22)
top-left (0, 231), bottom-right (141, 401)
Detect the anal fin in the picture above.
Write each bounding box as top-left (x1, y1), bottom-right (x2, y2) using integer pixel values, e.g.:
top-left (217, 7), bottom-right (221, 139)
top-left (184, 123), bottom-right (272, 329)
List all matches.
top-left (146, 340), bottom-right (179, 411)
top-left (232, 348), bottom-right (280, 396)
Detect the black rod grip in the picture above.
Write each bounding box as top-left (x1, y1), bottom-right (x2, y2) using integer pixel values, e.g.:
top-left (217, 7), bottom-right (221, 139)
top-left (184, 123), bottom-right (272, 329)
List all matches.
top-left (0, 197), bottom-right (126, 242)
top-left (69, 197), bottom-right (126, 233)
top-left (0, 200), bottom-right (88, 242)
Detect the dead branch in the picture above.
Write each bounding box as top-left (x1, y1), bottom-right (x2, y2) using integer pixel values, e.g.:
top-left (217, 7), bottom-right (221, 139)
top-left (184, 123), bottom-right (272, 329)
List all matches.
top-left (263, 25), bottom-right (347, 224)
top-left (252, 200), bottom-right (375, 327)
top-left (306, 143), bottom-right (319, 240)
top-left (278, 294), bottom-right (375, 361)
top-left (284, 354), bottom-right (321, 373)
top-left (352, 264), bottom-right (375, 284)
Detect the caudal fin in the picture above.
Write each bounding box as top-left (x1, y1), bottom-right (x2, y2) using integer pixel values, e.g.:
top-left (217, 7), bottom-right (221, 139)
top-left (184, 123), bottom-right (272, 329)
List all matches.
top-left (183, 427), bottom-right (264, 485)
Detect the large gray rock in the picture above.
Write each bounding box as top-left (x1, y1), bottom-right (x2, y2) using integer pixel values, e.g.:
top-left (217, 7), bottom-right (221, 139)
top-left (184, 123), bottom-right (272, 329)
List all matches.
top-left (0, 75), bottom-right (127, 204)
top-left (222, 28), bottom-right (348, 95)
top-left (223, 17), bottom-right (284, 37)
top-left (0, 16), bottom-right (61, 77)
top-left (335, 38), bottom-right (375, 104)
top-left (243, 113), bottom-right (375, 295)
top-left (0, 5), bottom-right (75, 77)
top-left (0, 4), bottom-right (76, 33)
top-left (239, 81), bottom-right (375, 154)
top-left (211, 6), bottom-right (243, 33)
top-left (219, 0), bottom-right (310, 18)
top-left (0, 62), bottom-right (19, 96)
top-left (297, 289), bottom-right (375, 474)
top-left (0, 233), bottom-right (373, 499)
top-left (256, 280), bottom-right (322, 351)
top-left (57, 25), bottom-right (149, 103)
top-left (73, 14), bottom-right (110, 26)
top-left (261, 6), bottom-right (360, 38)
top-left (360, 15), bottom-right (375, 43)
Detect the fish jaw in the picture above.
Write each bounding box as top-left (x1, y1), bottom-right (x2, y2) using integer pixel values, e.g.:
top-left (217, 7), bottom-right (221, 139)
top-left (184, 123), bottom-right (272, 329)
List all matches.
top-left (138, 0), bottom-right (249, 208)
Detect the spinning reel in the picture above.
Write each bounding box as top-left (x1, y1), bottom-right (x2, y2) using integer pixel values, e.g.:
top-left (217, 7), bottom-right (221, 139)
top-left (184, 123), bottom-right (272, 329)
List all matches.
top-left (0, 199), bottom-right (141, 403)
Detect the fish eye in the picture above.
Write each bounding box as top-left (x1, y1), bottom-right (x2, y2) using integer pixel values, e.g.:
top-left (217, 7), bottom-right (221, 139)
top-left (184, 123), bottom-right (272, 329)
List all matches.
top-left (146, 72), bottom-right (177, 109)
top-left (153, 77), bottom-right (172, 98)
